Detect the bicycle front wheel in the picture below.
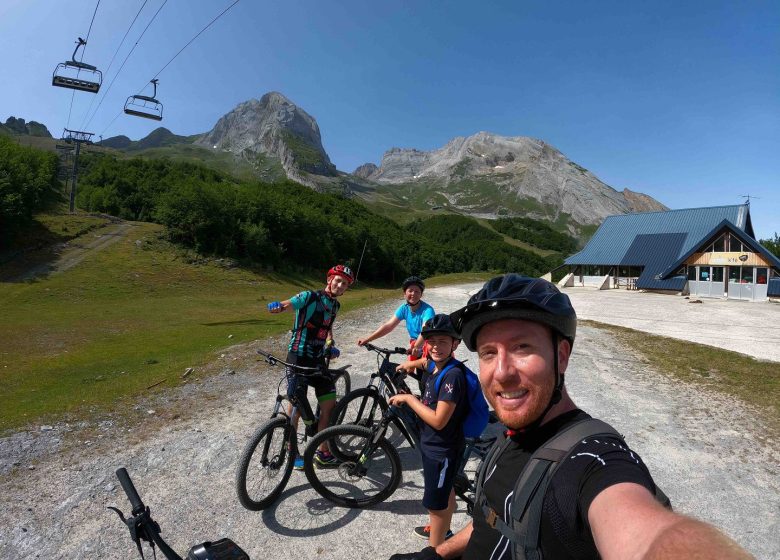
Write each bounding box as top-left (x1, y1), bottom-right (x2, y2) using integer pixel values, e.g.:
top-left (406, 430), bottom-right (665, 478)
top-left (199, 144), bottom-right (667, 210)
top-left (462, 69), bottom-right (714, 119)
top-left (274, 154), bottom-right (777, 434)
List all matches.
top-left (236, 416), bottom-right (295, 510)
top-left (330, 386), bottom-right (387, 428)
top-left (303, 424), bottom-right (401, 508)
top-left (331, 368), bottom-right (351, 401)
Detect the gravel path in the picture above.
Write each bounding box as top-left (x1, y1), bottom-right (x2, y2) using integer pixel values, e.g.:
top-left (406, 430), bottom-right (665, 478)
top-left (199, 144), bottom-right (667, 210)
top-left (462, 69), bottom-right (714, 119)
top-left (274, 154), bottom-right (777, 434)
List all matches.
top-left (0, 283), bottom-right (776, 559)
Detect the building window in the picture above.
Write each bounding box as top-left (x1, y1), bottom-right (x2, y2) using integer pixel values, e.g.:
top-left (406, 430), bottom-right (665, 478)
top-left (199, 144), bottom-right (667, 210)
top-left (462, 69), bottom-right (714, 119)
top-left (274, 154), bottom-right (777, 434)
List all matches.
top-left (729, 267), bottom-right (740, 283)
top-left (712, 235), bottom-right (726, 252)
top-left (756, 268), bottom-right (768, 284)
top-left (727, 234), bottom-right (743, 252)
top-left (741, 267), bottom-right (754, 283)
top-left (699, 267), bottom-right (710, 281)
top-left (712, 267), bottom-right (724, 282)
top-left (688, 267), bottom-right (697, 281)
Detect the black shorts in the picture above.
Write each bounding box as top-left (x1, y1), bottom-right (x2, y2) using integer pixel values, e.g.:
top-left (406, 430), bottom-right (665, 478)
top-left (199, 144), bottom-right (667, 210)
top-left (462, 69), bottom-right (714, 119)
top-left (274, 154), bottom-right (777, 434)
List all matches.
top-left (421, 451), bottom-right (463, 511)
top-left (285, 352), bottom-right (337, 402)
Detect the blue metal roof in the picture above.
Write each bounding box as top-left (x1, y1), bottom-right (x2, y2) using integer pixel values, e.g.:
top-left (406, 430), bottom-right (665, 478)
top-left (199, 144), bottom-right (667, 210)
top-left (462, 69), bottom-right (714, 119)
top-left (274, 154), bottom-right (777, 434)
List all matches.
top-left (565, 204), bottom-right (750, 267)
top-left (623, 233), bottom-right (689, 290)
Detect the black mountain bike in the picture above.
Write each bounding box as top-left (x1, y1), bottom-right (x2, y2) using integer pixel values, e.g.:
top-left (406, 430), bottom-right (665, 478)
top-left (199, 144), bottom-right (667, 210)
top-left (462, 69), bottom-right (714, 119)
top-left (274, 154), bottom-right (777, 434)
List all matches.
top-left (235, 349), bottom-right (351, 511)
top-left (111, 467), bottom-right (250, 560)
top-left (329, 343), bottom-right (412, 428)
top-left (304, 402), bottom-right (498, 510)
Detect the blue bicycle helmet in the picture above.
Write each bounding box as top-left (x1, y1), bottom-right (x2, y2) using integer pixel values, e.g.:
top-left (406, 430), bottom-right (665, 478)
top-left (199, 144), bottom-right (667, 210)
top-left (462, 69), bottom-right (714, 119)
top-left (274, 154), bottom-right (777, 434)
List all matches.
top-left (451, 274), bottom-right (576, 352)
top-left (421, 314), bottom-right (461, 340)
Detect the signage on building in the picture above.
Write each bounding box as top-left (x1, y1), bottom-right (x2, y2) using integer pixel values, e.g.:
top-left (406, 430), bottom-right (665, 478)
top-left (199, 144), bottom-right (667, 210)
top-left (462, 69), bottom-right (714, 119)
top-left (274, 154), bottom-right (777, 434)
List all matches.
top-left (691, 252), bottom-right (765, 266)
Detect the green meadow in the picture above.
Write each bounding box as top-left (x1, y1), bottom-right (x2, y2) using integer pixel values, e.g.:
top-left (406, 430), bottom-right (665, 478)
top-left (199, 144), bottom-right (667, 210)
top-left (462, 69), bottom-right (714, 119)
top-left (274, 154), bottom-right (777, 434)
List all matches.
top-left (0, 219), bottom-right (488, 432)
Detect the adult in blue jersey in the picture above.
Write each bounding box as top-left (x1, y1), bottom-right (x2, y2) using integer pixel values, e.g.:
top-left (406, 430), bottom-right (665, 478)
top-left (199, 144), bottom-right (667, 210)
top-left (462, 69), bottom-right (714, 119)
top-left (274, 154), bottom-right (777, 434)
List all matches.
top-left (357, 276), bottom-right (434, 356)
top-left (267, 264), bottom-right (354, 467)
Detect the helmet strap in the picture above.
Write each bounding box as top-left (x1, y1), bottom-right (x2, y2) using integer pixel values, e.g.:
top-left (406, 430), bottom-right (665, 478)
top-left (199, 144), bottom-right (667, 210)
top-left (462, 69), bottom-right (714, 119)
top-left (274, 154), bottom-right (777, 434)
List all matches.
top-left (524, 332), bottom-right (563, 432)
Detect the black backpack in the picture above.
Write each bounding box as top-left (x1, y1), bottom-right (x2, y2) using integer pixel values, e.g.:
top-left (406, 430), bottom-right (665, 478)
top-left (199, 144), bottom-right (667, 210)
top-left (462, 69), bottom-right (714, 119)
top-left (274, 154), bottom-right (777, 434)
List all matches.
top-left (474, 418), bottom-right (671, 560)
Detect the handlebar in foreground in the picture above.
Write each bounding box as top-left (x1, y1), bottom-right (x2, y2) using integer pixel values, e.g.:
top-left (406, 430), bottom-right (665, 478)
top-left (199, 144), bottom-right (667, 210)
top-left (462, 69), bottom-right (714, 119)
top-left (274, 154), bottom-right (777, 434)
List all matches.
top-left (110, 468), bottom-right (249, 560)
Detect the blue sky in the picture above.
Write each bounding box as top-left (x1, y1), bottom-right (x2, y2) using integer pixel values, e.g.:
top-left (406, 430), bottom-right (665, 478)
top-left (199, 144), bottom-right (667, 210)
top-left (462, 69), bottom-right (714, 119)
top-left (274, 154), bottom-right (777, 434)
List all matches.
top-left (2, 0), bottom-right (778, 239)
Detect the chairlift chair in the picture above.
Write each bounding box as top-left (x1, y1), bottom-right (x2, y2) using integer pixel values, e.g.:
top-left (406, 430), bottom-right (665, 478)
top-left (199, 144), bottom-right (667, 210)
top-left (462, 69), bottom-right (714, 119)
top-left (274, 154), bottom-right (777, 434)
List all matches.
top-left (124, 79), bottom-right (163, 121)
top-left (52, 38), bottom-right (102, 93)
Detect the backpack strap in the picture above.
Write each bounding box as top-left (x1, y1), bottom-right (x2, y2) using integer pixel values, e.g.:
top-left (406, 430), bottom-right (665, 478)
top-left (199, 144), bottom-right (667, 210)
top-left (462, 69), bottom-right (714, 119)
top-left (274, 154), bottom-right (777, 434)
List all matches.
top-left (475, 418), bottom-right (620, 560)
top-left (432, 358), bottom-right (462, 393)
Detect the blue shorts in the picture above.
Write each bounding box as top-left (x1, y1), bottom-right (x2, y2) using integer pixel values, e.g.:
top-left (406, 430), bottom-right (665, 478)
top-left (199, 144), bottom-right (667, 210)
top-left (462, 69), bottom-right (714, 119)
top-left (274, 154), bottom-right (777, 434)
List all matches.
top-left (421, 452), bottom-right (462, 511)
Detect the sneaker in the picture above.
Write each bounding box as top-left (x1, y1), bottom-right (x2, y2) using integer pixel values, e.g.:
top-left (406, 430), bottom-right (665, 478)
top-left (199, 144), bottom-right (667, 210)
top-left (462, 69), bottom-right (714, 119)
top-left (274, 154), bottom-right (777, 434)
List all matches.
top-left (293, 456), bottom-right (304, 470)
top-left (413, 525), bottom-right (454, 540)
top-left (314, 450), bottom-right (340, 467)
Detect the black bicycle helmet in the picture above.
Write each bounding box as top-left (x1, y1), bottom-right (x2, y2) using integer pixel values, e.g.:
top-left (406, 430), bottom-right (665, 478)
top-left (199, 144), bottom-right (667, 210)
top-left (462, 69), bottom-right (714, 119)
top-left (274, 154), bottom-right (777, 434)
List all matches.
top-left (450, 274), bottom-right (576, 352)
top-left (402, 276), bottom-right (425, 292)
top-left (421, 314), bottom-right (461, 340)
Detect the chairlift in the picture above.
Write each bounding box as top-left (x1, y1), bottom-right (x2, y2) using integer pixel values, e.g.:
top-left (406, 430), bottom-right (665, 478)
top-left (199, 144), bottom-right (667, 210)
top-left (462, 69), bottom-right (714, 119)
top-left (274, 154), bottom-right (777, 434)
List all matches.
top-left (124, 79), bottom-right (163, 121)
top-left (52, 38), bottom-right (102, 93)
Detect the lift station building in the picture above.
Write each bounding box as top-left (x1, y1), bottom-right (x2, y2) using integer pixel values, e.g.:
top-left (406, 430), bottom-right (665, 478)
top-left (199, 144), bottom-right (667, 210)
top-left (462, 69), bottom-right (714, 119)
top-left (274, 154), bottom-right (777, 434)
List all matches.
top-left (562, 204), bottom-right (780, 302)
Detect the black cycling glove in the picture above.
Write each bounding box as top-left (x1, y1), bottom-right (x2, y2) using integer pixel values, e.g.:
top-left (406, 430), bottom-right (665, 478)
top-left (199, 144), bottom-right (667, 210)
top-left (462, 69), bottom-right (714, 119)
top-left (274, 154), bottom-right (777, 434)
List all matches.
top-left (389, 546), bottom-right (443, 560)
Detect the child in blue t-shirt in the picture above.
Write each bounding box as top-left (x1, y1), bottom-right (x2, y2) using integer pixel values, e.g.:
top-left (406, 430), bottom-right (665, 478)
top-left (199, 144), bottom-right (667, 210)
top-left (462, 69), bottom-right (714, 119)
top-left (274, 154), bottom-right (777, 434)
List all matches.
top-left (357, 276), bottom-right (434, 355)
top-left (390, 314), bottom-right (468, 546)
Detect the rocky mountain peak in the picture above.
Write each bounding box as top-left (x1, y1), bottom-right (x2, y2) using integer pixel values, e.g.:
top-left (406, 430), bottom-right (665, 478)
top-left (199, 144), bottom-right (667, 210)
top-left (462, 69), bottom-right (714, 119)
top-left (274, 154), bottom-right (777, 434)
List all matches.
top-left (195, 91), bottom-right (335, 186)
top-left (355, 131), bottom-right (667, 227)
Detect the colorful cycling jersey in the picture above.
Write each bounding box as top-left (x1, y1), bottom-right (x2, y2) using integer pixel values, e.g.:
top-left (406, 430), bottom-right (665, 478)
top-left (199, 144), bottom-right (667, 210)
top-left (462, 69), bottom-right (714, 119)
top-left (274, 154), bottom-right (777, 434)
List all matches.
top-left (288, 290), bottom-right (340, 358)
top-left (394, 301), bottom-right (435, 339)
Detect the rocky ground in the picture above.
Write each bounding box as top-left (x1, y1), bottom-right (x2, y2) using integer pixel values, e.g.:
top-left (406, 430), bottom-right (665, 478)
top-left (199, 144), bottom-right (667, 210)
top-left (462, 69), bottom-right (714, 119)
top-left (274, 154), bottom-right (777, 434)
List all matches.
top-left (0, 284), bottom-right (777, 559)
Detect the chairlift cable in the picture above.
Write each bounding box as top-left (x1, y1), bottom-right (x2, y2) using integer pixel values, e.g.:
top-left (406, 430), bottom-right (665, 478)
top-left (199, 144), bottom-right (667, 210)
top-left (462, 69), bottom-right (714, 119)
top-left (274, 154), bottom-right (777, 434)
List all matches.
top-left (82, 0), bottom-right (102, 57)
top-left (150, 0), bottom-right (241, 82)
top-left (103, 0), bottom-right (241, 134)
top-left (87, 0), bottom-right (169, 132)
top-left (64, 0), bottom-right (101, 130)
top-left (80, 0), bottom-right (150, 130)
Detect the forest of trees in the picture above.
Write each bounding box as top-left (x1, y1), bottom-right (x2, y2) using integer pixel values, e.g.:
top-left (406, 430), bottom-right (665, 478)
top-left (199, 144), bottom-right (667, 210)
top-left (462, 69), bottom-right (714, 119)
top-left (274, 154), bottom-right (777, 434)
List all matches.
top-left (75, 154), bottom-right (561, 282)
top-left (0, 136), bottom-right (61, 245)
top-left (492, 216), bottom-right (578, 254)
top-left (759, 233), bottom-right (780, 258)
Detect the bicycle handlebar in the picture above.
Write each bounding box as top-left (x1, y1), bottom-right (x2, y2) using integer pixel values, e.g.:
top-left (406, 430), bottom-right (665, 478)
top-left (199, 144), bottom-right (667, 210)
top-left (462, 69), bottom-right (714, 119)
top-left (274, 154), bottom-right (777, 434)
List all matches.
top-left (116, 467), bottom-right (145, 516)
top-left (362, 342), bottom-right (408, 356)
top-left (255, 349), bottom-right (327, 376)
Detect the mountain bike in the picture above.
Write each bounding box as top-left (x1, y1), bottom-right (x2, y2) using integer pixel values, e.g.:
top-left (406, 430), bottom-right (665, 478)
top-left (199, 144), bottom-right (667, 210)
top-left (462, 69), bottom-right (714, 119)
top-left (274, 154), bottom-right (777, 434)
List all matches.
top-left (110, 467), bottom-right (250, 560)
top-left (304, 403), bottom-right (497, 510)
top-left (235, 349), bottom-right (351, 511)
top-left (329, 343), bottom-right (411, 428)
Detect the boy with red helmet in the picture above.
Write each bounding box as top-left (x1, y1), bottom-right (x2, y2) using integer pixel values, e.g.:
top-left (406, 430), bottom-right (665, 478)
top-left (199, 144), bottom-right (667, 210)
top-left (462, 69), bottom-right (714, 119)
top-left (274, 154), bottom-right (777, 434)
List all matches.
top-left (267, 264), bottom-right (354, 467)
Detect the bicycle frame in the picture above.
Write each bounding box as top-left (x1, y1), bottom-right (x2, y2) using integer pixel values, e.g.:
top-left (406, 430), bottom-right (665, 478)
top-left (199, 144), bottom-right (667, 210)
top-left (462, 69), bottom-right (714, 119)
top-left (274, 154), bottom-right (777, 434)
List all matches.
top-left (257, 349), bottom-right (349, 429)
top-left (361, 343), bottom-right (412, 397)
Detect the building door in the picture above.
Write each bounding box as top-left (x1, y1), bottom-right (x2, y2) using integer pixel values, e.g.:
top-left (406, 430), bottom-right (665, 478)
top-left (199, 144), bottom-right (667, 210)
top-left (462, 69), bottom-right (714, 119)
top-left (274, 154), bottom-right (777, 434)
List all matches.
top-left (755, 267), bottom-right (769, 300)
top-left (691, 266), bottom-right (724, 298)
top-left (727, 266), bottom-right (757, 301)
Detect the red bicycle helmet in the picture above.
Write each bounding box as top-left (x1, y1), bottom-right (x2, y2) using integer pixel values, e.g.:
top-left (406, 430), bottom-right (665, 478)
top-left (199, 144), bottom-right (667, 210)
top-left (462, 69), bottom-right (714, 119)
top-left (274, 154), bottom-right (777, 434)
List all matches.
top-left (327, 264), bottom-right (355, 285)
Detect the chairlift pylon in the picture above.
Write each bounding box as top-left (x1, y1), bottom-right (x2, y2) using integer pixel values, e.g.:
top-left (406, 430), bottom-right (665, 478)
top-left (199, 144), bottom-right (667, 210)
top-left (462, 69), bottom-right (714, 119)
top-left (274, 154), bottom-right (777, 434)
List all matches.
top-left (124, 79), bottom-right (163, 121)
top-left (52, 37), bottom-right (103, 93)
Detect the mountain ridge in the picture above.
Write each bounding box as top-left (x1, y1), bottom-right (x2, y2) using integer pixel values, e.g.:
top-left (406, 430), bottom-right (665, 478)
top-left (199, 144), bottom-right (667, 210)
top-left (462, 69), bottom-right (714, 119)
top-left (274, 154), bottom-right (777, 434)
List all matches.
top-left (66, 93), bottom-right (665, 231)
top-left (352, 131), bottom-right (667, 228)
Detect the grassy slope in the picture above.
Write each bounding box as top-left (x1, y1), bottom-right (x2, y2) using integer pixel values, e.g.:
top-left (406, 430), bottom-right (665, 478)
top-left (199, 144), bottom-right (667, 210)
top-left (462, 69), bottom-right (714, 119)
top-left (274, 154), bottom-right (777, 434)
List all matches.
top-left (586, 320), bottom-right (779, 440)
top-left (0, 221), bottom-right (401, 432)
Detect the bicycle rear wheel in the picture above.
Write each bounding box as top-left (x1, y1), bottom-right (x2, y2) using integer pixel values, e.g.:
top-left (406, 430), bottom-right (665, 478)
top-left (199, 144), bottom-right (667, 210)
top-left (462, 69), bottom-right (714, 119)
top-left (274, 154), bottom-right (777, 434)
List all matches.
top-left (330, 387), bottom-right (387, 429)
top-left (303, 424), bottom-right (401, 508)
top-left (236, 416), bottom-right (295, 510)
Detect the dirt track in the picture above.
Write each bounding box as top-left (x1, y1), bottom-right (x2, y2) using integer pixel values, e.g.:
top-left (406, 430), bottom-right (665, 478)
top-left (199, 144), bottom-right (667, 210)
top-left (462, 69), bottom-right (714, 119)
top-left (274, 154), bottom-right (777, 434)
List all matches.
top-left (0, 284), bottom-right (777, 559)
